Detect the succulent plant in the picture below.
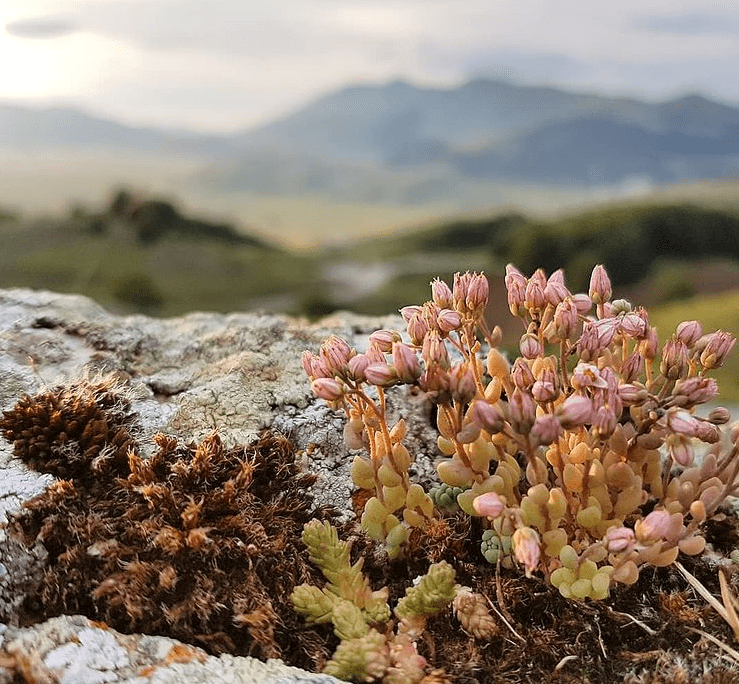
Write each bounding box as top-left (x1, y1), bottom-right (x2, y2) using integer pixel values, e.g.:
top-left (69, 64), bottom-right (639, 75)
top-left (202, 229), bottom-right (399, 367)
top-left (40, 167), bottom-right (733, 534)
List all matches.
top-left (305, 264), bottom-right (738, 595)
top-left (292, 520), bottom-right (458, 682)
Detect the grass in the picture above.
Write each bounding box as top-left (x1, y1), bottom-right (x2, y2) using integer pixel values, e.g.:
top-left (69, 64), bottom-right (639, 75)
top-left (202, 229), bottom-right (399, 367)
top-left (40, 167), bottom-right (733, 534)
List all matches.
top-left (649, 289), bottom-right (739, 403)
top-left (0, 217), bottom-right (320, 317)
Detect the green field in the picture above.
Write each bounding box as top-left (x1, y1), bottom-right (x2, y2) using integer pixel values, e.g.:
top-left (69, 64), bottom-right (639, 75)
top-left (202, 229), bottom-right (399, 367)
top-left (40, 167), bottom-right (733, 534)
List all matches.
top-left (648, 290), bottom-right (739, 403)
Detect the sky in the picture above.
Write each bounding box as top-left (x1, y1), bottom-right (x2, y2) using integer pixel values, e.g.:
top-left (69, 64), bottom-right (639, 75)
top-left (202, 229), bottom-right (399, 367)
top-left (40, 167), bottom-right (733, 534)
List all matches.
top-left (2, 0), bottom-right (739, 134)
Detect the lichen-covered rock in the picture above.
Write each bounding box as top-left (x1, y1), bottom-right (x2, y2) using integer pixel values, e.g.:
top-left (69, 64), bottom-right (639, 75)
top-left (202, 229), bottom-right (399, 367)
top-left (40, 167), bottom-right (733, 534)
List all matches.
top-left (0, 615), bottom-right (343, 684)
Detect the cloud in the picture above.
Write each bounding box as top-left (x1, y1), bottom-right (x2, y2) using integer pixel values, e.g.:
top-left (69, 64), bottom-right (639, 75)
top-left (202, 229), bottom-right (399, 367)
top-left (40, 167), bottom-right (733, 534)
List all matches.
top-left (420, 45), bottom-right (587, 84)
top-left (72, 0), bottom-right (356, 56)
top-left (5, 16), bottom-right (77, 39)
top-left (3, 0), bottom-right (739, 133)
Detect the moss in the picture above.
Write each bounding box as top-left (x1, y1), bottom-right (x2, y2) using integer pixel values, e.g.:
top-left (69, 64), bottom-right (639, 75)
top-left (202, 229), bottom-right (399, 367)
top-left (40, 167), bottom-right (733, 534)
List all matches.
top-left (0, 378), bottom-right (137, 480)
top-left (2, 381), bottom-right (338, 670)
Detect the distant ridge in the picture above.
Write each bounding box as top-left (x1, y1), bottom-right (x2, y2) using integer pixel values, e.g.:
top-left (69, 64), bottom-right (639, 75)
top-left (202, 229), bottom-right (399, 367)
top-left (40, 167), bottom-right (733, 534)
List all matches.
top-left (2, 77), bottom-right (739, 200)
top-left (0, 102), bottom-right (229, 155)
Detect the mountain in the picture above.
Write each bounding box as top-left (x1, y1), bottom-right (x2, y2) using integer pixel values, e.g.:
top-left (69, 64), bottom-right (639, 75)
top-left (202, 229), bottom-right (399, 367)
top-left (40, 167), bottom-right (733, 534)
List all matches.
top-left (0, 103), bottom-right (229, 155)
top-left (233, 78), bottom-right (653, 161)
top-left (223, 79), bottom-right (739, 197)
top-left (453, 115), bottom-right (739, 184)
top-left (3, 79), bottom-right (739, 203)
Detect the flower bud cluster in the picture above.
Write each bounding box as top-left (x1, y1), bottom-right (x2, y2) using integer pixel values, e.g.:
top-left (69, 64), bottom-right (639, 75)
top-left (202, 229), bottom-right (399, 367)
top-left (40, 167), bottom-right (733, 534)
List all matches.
top-left (304, 265), bottom-right (738, 599)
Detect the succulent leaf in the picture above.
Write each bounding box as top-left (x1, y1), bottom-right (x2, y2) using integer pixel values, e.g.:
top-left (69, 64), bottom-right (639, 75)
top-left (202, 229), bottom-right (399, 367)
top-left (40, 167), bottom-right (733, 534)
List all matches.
top-left (324, 629), bottom-right (389, 682)
top-left (395, 561), bottom-right (456, 620)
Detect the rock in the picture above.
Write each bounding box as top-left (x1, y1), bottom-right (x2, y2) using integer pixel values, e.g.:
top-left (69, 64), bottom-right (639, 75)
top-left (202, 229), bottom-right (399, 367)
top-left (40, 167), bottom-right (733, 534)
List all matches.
top-left (0, 287), bottom-right (427, 683)
top-left (0, 615), bottom-right (342, 684)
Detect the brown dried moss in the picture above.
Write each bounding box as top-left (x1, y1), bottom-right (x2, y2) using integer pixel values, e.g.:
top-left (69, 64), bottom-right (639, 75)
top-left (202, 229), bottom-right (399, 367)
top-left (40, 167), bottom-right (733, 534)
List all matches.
top-left (2, 382), bottom-right (337, 670)
top-left (0, 378), bottom-right (136, 480)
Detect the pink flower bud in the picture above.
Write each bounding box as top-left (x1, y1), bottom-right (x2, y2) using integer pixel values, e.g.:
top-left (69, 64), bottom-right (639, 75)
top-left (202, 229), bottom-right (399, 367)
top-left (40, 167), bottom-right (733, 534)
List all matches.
top-left (364, 363), bottom-right (398, 387)
top-left (660, 338), bottom-right (688, 380)
top-left (621, 351), bottom-right (644, 383)
top-left (572, 293), bottom-right (593, 314)
top-left (505, 264), bottom-right (527, 316)
top-left (512, 527), bottom-right (541, 577)
top-left (466, 272), bottom-right (489, 313)
top-left (544, 269), bottom-right (569, 306)
top-left (576, 322), bottom-right (603, 363)
top-left (453, 271), bottom-right (473, 312)
top-left (509, 388), bottom-right (536, 433)
top-left (422, 331), bottom-right (450, 370)
top-left (591, 405), bottom-right (616, 438)
top-left (605, 526), bottom-right (635, 553)
top-left (676, 320), bottom-right (703, 347)
top-left (589, 264), bottom-right (612, 305)
top-left (419, 365), bottom-right (450, 393)
top-left (674, 376), bottom-right (718, 406)
top-left (392, 342), bottom-right (421, 383)
top-left (407, 313), bottom-right (429, 346)
top-left (321, 335), bottom-right (352, 372)
top-left (552, 299), bottom-right (579, 340)
top-left (400, 305), bottom-right (422, 323)
top-left (635, 510), bottom-right (671, 543)
top-left (532, 379), bottom-right (557, 404)
top-left (369, 329), bottom-right (399, 353)
top-left (524, 273), bottom-right (546, 312)
top-left (449, 362), bottom-right (477, 404)
top-left (347, 353), bottom-right (369, 381)
top-left (306, 350), bottom-right (333, 379)
top-left (519, 332), bottom-right (543, 360)
top-left (431, 278), bottom-right (454, 309)
top-left (301, 350), bottom-right (317, 378)
top-left (618, 383), bottom-right (645, 405)
top-left (311, 377), bottom-right (345, 401)
top-left (473, 491), bottom-right (506, 518)
top-left (365, 345), bottom-right (386, 364)
top-left (695, 420), bottom-right (720, 444)
top-left (666, 434), bottom-right (694, 467)
top-left (469, 400), bottom-right (505, 433)
top-left (511, 357), bottom-right (535, 390)
top-left (593, 385), bottom-right (622, 419)
top-left (641, 326), bottom-right (659, 361)
top-left (708, 407), bottom-right (731, 425)
top-left (595, 317), bottom-right (619, 347)
top-left (666, 408), bottom-right (700, 437)
top-left (700, 330), bottom-right (736, 370)
top-left (530, 414), bottom-right (561, 445)
top-left (422, 300), bottom-right (441, 321)
top-left (556, 394), bottom-right (592, 429)
top-left (619, 313), bottom-right (647, 339)
top-left (530, 267), bottom-right (547, 289)
top-left (437, 308), bottom-right (461, 333)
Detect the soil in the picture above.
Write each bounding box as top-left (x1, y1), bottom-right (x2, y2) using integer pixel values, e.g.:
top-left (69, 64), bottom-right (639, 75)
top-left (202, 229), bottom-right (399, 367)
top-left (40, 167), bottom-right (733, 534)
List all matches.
top-left (3, 381), bottom-right (739, 683)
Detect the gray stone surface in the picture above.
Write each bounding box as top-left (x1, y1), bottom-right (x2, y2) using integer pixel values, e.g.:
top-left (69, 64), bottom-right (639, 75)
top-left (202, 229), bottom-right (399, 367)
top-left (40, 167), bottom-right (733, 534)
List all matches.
top-left (0, 615), bottom-right (342, 684)
top-left (0, 287), bottom-right (437, 684)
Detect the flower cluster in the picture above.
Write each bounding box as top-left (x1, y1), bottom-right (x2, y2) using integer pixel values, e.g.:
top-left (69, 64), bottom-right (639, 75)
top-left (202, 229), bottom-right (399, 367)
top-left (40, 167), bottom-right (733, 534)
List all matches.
top-left (304, 265), bottom-right (738, 599)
